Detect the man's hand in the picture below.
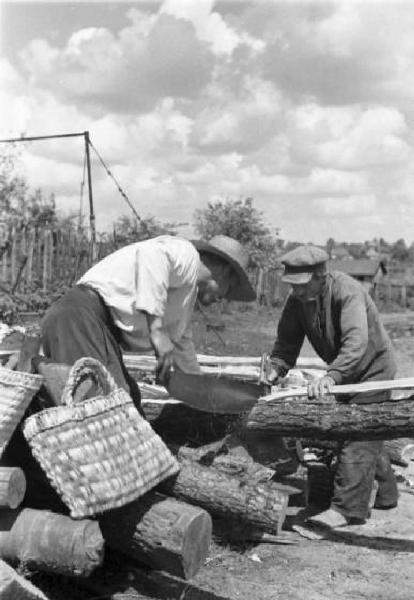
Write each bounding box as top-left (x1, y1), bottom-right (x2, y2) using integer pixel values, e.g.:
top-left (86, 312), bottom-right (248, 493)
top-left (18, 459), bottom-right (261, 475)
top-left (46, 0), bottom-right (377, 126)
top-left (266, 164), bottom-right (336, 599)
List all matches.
top-left (267, 365), bottom-right (280, 385)
top-left (151, 329), bottom-right (174, 385)
top-left (146, 314), bottom-right (175, 385)
top-left (308, 375), bottom-right (336, 400)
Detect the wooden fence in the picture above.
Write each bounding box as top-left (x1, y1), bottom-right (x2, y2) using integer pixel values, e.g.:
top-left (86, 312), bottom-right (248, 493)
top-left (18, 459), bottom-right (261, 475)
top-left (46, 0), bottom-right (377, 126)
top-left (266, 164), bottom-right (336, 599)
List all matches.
top-left (0, 227), bottom-right (111, 293)
top-left (1, 228), bottom-right (413, 310)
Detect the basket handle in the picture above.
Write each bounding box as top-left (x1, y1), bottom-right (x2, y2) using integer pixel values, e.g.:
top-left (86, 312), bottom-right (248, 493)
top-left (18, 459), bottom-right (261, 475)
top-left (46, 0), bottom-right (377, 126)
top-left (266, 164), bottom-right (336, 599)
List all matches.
top-left (61, 357), bottom-right (118, 407)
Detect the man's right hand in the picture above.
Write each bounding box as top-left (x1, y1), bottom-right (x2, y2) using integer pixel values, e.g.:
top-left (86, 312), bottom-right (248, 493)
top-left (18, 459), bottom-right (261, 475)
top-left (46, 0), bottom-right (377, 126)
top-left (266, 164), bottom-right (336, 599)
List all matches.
top-left (151, 329), bottom-right (174, 385)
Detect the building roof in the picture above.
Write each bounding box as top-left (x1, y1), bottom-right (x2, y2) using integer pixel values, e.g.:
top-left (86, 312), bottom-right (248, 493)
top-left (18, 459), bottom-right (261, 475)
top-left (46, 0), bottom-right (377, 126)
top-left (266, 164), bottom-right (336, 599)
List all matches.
top-left (329, 245), bottom-right (351, 259)
top-left (328, 258), bottom-right (387, 277)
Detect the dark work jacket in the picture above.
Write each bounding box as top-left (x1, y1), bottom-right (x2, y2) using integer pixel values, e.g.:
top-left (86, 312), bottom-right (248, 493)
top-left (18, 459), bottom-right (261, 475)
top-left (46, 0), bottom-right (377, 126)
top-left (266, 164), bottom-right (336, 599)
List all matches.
top-left (271, 271), bottom-right (397, 404)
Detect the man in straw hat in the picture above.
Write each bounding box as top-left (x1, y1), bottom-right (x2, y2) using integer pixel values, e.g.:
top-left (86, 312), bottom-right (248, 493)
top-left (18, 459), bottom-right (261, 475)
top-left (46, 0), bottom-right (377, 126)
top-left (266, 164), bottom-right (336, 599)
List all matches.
top-left (41, 234), bottom-right (255, 411)
top-left (267, 244), bottom-right (398, 528)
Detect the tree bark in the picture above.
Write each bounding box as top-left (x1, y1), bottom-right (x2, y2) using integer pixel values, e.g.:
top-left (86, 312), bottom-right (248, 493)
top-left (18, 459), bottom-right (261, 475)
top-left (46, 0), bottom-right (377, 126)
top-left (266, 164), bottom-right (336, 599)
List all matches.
top-left (246, 396), bottom-right (414, 440)
top-left (0, 558), bottom-right (49, 600)
top-left (0, 467), bottom-right (26, 509)
top-left (99, 491), bottom-right (212, 580)
top-left (0, 508), bottom-right (103, 577)
top-left (159, 460), bottom-right (294, 534)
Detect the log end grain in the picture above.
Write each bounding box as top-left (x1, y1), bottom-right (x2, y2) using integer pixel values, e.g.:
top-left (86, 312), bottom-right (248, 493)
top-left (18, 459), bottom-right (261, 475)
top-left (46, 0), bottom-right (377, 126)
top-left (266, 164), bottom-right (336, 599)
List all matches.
top-left (179, 505), bottom-right (213, 579)
top-left (0, 467), bottom-right (26, 509)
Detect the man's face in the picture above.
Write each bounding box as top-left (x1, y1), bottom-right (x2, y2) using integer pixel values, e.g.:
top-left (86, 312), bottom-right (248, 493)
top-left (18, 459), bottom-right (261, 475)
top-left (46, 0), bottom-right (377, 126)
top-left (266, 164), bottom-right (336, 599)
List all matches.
top-left (290, 273), bottom-right (324, 303)
top-left (197, 263), bottom-right (236, 306)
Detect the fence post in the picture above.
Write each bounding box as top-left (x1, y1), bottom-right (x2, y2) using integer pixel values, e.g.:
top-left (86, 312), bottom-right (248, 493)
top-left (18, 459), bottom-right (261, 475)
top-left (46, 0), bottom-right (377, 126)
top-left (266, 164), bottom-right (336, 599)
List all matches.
top-left (256, 269), bottom-right (264, 305)
top-left (10, 226), bottom-right (16, 286)
top-left (26, 228), bottom-right (34, 289)
top-left (42, 229), bottom-right (51, 292)
top-left (387, 283), bottom-right (392, 305)
top-left (401, 284), bottom-right (407, 309)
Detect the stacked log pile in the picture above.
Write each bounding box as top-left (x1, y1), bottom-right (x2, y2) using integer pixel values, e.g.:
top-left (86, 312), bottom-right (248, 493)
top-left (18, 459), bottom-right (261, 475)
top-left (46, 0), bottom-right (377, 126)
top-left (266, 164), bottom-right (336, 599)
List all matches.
top-left (1, 343), bottom-right (414, 598)
top-left (0, 342), bottom-right (302, 598)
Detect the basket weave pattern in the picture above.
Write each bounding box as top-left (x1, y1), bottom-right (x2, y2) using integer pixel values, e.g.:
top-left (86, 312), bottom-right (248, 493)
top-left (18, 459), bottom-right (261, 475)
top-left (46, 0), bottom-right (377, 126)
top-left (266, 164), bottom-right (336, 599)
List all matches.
top-left (23, 357), bottom-right (179, 519)
top-left (0, 367), bottom-right (43, 458)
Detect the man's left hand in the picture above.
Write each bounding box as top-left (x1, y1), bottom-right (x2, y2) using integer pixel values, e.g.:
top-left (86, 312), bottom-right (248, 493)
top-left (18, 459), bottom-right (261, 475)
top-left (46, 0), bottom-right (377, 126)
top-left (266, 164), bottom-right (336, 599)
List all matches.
top-left (308, 375), bottom-right (336, 400)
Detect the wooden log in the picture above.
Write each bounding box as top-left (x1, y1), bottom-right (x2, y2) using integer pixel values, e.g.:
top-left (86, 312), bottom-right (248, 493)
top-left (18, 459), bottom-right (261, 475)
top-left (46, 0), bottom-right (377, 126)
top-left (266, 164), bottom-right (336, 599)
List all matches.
top-left (246, 395), bottom-right (414, 440)
top-left (99, 492), bottom-right (212, 580)
top-left (0, 467), bottom-right (26, 509)
top-left (0, 558), bottom-right (48, 600)
top-left (0, 508), bottom-right (104, 577)
top-left (159, 460), bottom-right (294, 534)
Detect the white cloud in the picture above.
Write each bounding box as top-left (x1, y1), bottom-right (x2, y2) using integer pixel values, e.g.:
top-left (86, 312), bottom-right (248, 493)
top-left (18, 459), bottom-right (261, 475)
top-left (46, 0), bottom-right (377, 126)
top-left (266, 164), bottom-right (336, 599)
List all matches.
top-left (313, 194), bottom-right (377, 217)
top-left (288, 104), bottom-right (411, 169)
top-left (18, 12), bottom-right (214, 112)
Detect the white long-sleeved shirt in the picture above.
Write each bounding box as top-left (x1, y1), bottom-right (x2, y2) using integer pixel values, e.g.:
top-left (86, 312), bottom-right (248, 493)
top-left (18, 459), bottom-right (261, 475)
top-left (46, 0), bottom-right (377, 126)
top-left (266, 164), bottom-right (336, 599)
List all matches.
top-left (78, 235), bottom-right (201, 373)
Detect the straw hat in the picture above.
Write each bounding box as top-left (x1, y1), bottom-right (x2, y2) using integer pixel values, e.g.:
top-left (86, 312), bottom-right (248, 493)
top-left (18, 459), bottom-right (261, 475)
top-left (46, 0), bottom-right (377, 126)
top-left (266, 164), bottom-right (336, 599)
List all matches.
top-left (192, 235), bottom-right (255, 301)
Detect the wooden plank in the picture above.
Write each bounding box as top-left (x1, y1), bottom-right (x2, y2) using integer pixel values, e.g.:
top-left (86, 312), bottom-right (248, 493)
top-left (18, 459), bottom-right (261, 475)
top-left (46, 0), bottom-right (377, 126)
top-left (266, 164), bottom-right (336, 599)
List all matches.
top-left (261, 377), bottom-right (414, 401)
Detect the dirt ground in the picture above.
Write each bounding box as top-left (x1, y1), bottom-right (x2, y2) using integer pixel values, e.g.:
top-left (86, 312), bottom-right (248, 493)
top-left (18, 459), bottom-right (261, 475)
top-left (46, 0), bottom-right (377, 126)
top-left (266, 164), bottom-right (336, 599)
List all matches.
top-left (27, 306), bottom-right (414, 600)
top-left (186, 306), bottom-right (414, 600)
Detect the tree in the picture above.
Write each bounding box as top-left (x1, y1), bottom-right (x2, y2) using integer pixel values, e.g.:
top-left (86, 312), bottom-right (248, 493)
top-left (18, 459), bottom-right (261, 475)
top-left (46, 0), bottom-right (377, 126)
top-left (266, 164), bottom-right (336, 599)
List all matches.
top-left (111, 214), bottom-right (177, 246)
top-left (193, 197), bottom-right (280, 268)
top-left (391, 238), bottom-right (408, 262)
top-left (0, 149), bottom-right (62, 231)
top-left (326, 237), bottom-right (335, 258)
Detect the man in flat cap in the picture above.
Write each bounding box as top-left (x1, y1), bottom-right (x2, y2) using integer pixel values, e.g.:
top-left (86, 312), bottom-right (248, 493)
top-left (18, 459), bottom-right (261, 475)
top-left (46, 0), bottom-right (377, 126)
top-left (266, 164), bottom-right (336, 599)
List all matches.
top-left (41, 234), bottom-right (255, 411)
top-left (268, 244), bottom-right (398, 528)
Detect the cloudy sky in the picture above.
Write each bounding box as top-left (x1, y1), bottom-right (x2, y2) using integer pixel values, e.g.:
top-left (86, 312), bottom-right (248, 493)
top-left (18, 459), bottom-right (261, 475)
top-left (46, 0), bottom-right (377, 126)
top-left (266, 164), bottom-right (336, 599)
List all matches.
top-left (1, 0), bottom-right (414, 244)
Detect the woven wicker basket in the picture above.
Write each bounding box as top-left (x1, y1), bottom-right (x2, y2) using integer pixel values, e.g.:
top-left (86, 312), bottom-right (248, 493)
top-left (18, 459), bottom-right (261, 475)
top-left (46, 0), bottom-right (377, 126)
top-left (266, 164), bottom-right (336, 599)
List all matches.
top-left (23, 357), bottom-right (180, 519)
top-left (0, 366), bottom-right (43, 458)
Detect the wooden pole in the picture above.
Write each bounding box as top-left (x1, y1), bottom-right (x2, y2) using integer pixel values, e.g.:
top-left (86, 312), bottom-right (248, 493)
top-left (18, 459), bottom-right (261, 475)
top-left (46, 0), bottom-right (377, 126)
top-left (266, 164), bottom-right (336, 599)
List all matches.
top-left (10, 227), bottom-right (16, 287)
top-left (26, 228), bottom-right (34, 289)
top-left (84, 131), bottom-right (96, 262)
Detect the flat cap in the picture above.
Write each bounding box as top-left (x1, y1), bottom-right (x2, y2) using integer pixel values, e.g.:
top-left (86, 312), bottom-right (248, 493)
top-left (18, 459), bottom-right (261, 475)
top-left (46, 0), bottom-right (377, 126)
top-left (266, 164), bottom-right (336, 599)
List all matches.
top-left (280, 245), bottom-right (329, 284)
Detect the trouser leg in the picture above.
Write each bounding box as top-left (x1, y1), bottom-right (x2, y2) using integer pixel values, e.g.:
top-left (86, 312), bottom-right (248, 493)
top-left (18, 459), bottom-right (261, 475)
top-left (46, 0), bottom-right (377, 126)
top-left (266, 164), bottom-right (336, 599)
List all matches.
top-left (331, 440), bottom-right (383, 520)
top-left (374, 450), bottom-right (398, 509)
top-left (41, 286), bottom-right (142, 413)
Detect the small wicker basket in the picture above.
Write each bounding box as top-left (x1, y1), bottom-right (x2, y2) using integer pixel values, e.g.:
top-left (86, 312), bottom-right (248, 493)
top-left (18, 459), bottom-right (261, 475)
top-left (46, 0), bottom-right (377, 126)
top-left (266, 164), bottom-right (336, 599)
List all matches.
top-left (23, 357), bottom-right (179, 519)
top-left (0, 366), bottom-right (43, 458)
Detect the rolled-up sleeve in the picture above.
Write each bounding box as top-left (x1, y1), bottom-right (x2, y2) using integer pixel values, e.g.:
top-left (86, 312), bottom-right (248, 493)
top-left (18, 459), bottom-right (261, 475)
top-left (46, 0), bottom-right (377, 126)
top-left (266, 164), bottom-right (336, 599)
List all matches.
top-left (327, 285), bottom-right (368, 384)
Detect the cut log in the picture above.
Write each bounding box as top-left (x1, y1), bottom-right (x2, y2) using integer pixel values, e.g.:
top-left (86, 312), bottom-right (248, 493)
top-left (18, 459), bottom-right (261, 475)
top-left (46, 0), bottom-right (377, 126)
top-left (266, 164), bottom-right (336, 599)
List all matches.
top-left (159, 460), bottom-right (295, 534)
top-left (246, 395), bottom-right (414, 440)
top-left (0, 558), bottom-right (48, 600)
top-left (0, 508), bottom-right (104, 577)
top-left (0, 467), bottom-right (26, 509)
top-left (99, 491), bottom-right (212, 580)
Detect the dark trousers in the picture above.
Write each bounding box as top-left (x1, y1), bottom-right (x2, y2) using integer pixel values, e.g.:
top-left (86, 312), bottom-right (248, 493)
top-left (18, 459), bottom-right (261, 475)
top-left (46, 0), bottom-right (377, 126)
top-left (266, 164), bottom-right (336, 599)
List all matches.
top-left (41, 285), bottom-right (142, 412)
top-left (331, 440), bottom-right (398, 520)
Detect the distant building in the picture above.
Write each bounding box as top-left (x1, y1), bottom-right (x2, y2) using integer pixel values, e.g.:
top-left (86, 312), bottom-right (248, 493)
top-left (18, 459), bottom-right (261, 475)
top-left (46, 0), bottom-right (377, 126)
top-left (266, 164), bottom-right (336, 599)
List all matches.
top-left (328, 258), bottom-right (387, 292)
top-left (328, 245), bottom-right (352, 260)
